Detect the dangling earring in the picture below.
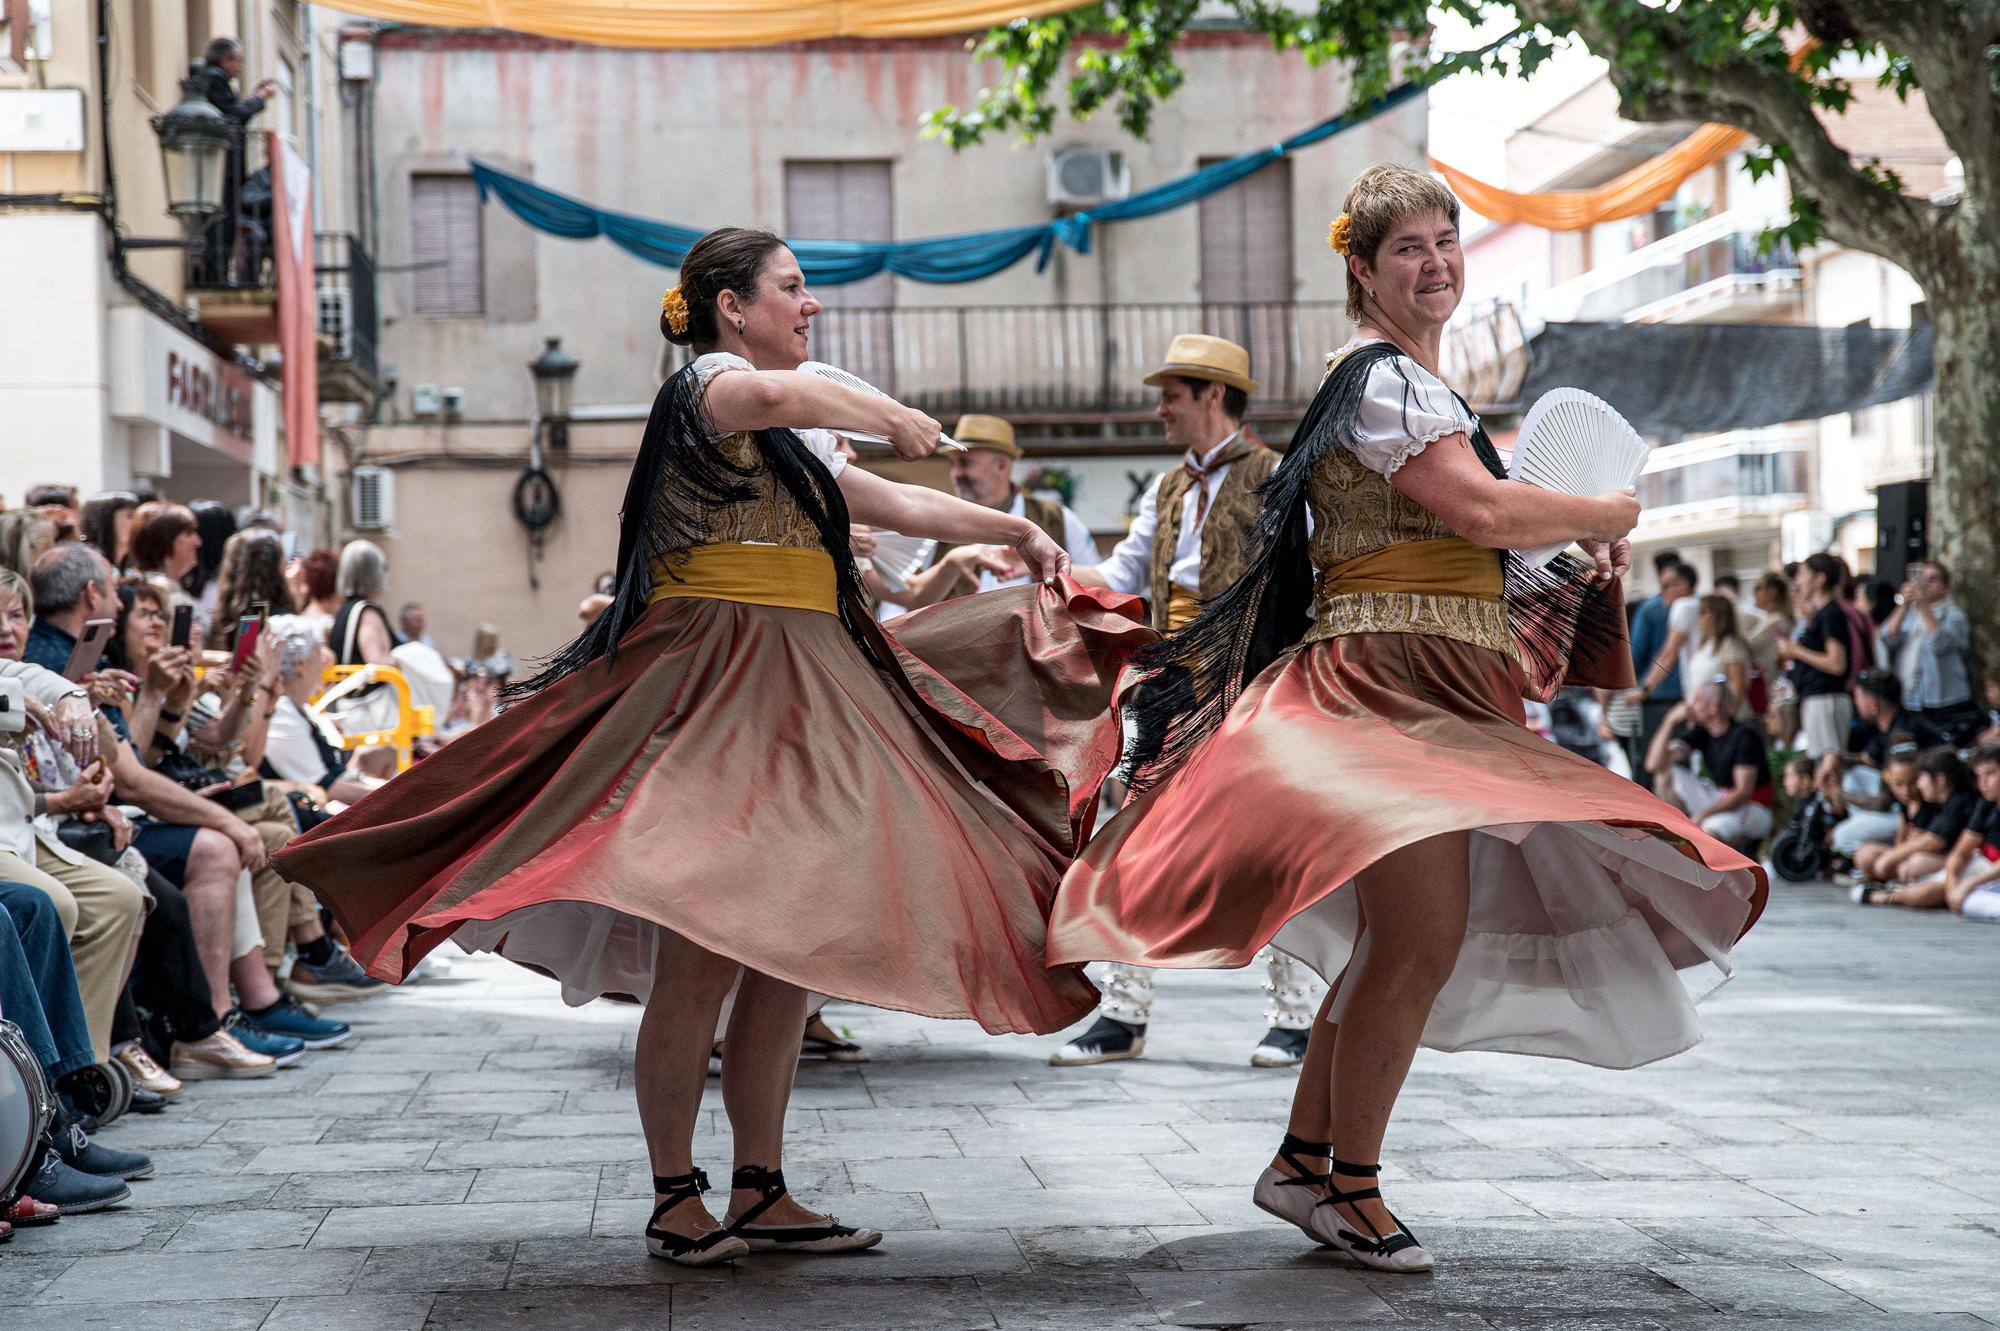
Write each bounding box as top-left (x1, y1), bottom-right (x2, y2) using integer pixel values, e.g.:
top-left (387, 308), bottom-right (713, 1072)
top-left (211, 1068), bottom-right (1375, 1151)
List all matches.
top-left (736, 319), bottom-right (745, 333)
top-left (1366, 286), bottom-right (1376, 299)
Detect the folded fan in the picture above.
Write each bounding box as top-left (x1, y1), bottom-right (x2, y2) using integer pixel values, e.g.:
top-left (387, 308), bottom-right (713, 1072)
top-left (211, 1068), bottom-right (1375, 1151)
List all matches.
top-left (1507, 387), bottom-right (1649, 569)
top-left (797, 361), bottom-right (966, 452)
top-left (867, 531), bottom-right (939, 592)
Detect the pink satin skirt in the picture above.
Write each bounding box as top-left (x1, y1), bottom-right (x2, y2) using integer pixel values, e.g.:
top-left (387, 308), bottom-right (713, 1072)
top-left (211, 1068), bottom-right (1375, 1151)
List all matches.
top-left (1049, 632), bottom-right (1769, 1068)
top-left (274, 579), bottom-right (1150, 1036)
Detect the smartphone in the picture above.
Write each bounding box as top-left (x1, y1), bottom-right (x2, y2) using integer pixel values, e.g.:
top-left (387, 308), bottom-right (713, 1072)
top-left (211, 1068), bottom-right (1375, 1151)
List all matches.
top-left (230, 614), bottom-right (265, 673)
top-left (62, 618), bottom-right (116, 681)
top-left (170, 603), bottom-right (194, 649)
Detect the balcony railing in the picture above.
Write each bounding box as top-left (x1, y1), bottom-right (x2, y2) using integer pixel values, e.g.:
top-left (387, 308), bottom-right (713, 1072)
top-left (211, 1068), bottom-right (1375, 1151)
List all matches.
top-left (674, 302), bottom-right (1356, 419)
top-left (1537, 210), bottom-right (1801, 325)
top-left (315, 232), bottom-right (379, 387)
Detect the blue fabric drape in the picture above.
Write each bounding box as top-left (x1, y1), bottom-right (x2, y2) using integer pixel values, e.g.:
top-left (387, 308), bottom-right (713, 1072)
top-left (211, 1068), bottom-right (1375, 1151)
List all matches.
top-left (469, 81), bottom-right (1424, 287)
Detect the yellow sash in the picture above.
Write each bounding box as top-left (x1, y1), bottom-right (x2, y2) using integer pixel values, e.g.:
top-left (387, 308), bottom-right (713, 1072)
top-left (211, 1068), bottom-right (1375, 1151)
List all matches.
top-left (1164, 586), bottom-right (1203, 632)
top-left (1318, 537), bottom-right (1503, 601)
top-left (647, 543), bottom-right (838, 614)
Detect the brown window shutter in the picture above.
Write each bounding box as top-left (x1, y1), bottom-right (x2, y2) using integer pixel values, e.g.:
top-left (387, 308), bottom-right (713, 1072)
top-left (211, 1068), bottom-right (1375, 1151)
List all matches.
top-left (411, 174), bottom-right (485, 317)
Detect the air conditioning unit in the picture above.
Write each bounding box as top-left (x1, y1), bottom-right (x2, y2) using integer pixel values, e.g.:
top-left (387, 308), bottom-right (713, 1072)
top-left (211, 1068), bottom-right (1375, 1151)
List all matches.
top-left (352, 466), bottom-right (396, 531)
top-left (317, 286), bottom-right (354, 359)
top-left (1047, 147), bottom-right (1131, 208)
top-left (410, 384), bottom-right (440, 417)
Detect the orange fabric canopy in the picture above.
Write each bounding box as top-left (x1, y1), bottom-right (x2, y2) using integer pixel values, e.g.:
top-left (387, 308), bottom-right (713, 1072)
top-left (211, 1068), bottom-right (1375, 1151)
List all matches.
top-left (311, 0), bottom-right (1095, 46)
top-left (1429, 123), bottom-right (1749, 230)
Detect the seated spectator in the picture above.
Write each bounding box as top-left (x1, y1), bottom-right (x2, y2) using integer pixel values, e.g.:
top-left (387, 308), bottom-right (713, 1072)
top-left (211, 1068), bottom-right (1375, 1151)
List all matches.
top-left (78, 491), bottom-right (139, 571)
top-left (1882, 561), bottom-right (1982, 744)
top-left (0, 508), bottom-right (56, 580)
top-left (1862, 745), bottom-right (2000, 917)
top-left (127, 501), bottom-right (202, 619)
top-left (464, 623), bottom-right (513, 684)
top-left (1822, 745), bottom-right (1917, 870)
top-left (23, 485), bottom-right (80, 545)
top-left (1854, 747), bottom-right (1979, 897)
top-left (1685, 594), bottom-right (1752, 721)
top-left (26, 544), bottom-right (283, 1078)
top-left (0, 570), bottom-right (148, 1083)
top-left (1980, 666), bottom-right (2000, 747)
top-left (398, 602), bottom-right (434, 649)
top-left (1644, 680), bottom-right (1774, 852)
top-left (331, 539), bottom-right (399, 668)
top-left (181, 500), bottom-right (237, 621)
top-left (288, 548), bottom-right (341, 643)
top-left (0, 882), bottom-right (151, 1216)
top-left (1782, 754), bottom-right (1815, 803)
top-left (1849, 669), bottom-right (1948, 769)
top-left (107, 577), bottom-right (352, 1049)
top-left (1776, 553), bottom-right (1858, 758)
top-left (213, 528), bottom-right (298, 647)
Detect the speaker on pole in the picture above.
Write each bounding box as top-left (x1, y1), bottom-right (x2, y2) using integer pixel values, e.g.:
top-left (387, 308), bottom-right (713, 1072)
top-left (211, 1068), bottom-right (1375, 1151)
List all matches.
top-left (1875, 479), bottom-right (1929, 585)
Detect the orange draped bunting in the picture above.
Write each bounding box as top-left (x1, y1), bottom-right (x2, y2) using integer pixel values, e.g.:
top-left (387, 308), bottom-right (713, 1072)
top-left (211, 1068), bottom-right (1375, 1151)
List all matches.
top-left (1429, 123), bottom-right (1749, 231)
top-left (310, 0), bottom-right (1096, 47)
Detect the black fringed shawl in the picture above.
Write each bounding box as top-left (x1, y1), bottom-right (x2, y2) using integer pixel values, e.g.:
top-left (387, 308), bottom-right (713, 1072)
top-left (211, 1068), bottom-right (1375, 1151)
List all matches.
top-left (505, 359), bottom-right (873, 702)
top-left (1123, 342), bottom-right (1625, 791)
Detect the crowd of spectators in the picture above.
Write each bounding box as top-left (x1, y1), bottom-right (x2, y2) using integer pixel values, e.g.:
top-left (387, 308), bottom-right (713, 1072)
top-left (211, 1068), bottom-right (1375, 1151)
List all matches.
top-left (0, 483), bottom-right (508, 1242)
top-left (1549, 543), bottom-right (2000, 928)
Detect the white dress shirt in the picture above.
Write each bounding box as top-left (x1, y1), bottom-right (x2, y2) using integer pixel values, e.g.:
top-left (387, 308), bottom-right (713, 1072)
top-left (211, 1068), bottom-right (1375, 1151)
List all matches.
top-left (876, 490), bottom-right (1100, 621)
top-left (1094, 432), bottom-right (1246, 597)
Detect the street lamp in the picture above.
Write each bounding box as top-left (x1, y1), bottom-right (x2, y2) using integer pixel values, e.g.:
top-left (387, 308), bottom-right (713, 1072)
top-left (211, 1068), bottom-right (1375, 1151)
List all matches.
top-left (151, 74), bottom-right (235, 227)
top-left (528, 336), bottom-right (580, 448)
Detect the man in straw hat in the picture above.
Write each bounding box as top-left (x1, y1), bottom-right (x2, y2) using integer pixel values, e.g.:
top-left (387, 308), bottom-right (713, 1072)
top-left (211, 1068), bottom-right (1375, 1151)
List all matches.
top-left (873, 413), bottom-right (1098, 620)
top-left (1052, 332), bottom-right (1323, 1068)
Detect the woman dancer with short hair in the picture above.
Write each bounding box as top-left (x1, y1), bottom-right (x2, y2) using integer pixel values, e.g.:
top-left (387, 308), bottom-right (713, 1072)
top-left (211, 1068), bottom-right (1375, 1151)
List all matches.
top-left (276, 228), bottom-right (1147, 1265)
top-left (1051, 165), bottom-right (1767, 1273)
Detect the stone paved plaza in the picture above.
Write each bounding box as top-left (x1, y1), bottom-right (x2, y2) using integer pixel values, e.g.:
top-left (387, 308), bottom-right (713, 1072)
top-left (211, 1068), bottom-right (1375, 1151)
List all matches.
top-left (5, 884), bottom-right (1999, 1330)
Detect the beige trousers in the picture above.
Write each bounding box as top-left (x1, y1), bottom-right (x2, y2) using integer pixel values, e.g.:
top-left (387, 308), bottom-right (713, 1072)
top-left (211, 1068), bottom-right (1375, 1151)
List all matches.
top-left (245, 817), bottom-right (313, 974)
top-left (0, 844), bottom-right (148, 1063)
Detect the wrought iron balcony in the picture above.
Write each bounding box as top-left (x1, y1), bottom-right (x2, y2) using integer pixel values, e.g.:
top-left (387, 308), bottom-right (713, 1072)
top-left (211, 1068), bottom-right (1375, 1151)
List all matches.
top-left (676, 302), bottom-right (1359, 422)
top-left (315, 231), bottom-right (380, 399)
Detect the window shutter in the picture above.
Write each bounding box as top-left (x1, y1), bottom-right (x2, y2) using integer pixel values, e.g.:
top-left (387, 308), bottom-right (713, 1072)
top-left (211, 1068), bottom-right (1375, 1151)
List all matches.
top-left (785, 160), bottom-right (893, 309)
top-left (1200, 159), bottom-right (1292, 304)
top-left (411, 175), bottom-right (485, 317)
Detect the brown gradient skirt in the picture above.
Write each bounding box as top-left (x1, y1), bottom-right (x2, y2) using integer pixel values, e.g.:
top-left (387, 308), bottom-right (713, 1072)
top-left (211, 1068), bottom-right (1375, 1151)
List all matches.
top-left (273, 579), bottom-right (1150, 1036)
top-left (1049, 632), bottom-right (1769, 1068)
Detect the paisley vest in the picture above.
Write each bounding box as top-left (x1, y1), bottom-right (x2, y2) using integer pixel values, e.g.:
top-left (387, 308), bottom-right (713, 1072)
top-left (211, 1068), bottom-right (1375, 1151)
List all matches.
top-left (1147, 437), bottom-right (1278, 632)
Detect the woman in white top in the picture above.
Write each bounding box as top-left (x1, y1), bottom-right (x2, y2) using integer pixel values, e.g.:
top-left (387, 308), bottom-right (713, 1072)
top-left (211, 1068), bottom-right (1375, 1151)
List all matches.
top-left (1685, 593), bottom-right (1753, 719)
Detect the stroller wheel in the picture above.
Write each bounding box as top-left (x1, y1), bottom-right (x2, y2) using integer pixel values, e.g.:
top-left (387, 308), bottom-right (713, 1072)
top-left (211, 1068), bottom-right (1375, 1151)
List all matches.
top-left (1770, 828), bottom-right (1828, 884)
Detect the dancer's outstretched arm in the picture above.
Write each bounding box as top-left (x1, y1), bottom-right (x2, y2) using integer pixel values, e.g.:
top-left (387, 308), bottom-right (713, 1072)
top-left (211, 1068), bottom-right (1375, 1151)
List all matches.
top-left (1392, 431), bottom-right (1638, 552)
top-left (704, 368), bottom-right (942, 460)
top-left (838, 466), bottom-right (1069, 583)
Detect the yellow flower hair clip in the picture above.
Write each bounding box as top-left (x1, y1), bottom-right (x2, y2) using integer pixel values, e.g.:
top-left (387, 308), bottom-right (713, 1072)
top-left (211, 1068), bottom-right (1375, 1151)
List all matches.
top-left (660, 284), bottom-right (690, 335)
top-left (1327, 213), bottom-right (1353, 257)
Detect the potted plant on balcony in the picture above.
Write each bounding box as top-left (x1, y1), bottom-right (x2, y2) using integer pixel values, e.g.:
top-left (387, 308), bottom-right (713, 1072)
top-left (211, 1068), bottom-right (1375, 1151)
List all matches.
top-left (1023, 464), bottom-right (1077, 509)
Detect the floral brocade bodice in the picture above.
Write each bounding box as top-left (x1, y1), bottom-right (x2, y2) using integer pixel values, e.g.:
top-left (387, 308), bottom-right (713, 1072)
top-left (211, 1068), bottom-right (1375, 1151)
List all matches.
top-left (1300, 342), bottom-right (1513, 655)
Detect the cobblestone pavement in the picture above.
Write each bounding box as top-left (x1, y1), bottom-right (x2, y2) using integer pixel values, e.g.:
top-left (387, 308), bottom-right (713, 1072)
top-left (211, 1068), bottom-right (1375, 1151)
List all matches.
top-left (7, 885), bottom-right (1999, 1330)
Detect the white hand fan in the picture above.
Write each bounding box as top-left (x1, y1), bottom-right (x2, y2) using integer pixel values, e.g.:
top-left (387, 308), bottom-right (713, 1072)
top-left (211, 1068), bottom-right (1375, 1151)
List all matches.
top-left (796, 361), bottom-right (966, 452)
top-left (1507, 387), bottom-right (1649, 569)
top-left (867, 531), bottom-right (939, 592)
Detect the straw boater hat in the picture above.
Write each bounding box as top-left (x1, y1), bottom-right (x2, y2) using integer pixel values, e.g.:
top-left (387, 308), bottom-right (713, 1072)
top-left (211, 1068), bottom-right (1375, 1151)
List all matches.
top-left (951, 414), bottom-right (1022, 459)
top-left (1142, 333), bottom-right (1256, 395)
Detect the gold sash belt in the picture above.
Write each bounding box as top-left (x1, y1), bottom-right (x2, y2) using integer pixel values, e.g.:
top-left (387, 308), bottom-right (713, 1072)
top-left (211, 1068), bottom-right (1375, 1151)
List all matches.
top-left (648, 543), bottom-right (838, 614)
top-left (1164, 585), bottom-right (1203, 632)
top-left (1317, 537), bottom-right (1503, 602)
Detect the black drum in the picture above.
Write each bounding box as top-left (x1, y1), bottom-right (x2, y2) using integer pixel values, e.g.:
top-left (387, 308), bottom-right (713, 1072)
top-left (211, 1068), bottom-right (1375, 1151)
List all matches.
top-left (0, 1019), bottom-right (54, 1204)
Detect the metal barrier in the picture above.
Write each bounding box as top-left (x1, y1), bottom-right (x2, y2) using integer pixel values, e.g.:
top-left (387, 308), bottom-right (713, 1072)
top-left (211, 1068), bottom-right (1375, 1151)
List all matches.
top-left (314, 665), bottom-right (437, 773)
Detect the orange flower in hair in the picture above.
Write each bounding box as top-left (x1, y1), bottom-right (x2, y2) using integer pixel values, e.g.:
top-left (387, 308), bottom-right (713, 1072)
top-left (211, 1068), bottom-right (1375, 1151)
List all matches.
top-left (660, 284), bottom-right (690, 335)
top-left (1327, 213), bottom-right (1353, 256)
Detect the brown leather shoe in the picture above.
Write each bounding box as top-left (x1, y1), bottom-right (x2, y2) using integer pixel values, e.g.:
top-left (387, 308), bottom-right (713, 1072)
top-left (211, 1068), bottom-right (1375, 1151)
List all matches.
top-left (114, 1045), bottom-right (184, 1100)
